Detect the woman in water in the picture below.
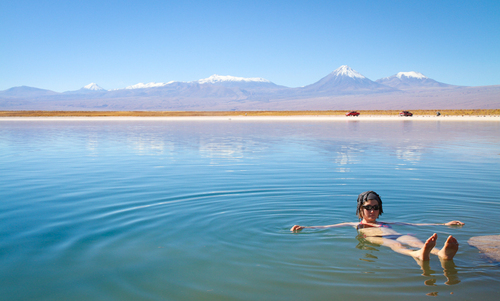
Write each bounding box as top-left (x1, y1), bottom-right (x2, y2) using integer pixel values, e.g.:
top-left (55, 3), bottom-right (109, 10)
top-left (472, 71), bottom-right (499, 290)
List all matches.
top-left (290, 191), bottom-right (464, 261)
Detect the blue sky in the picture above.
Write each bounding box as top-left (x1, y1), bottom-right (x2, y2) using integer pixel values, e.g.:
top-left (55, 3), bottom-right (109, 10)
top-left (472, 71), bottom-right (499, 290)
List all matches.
top-left (1, 0), bottom-right (499, 92)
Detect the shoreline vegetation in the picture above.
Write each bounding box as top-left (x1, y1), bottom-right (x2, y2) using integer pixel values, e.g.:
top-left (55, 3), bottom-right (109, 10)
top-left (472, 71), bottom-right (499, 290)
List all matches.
top-left (1, 109), bottom-right (499, 117)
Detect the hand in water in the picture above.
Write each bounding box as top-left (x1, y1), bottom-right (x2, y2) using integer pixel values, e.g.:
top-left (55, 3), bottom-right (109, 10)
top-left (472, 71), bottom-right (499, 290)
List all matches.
top-left (290, 225), bottom-right (305, 232)
top-left (444, 221), bottom-right (464, 226)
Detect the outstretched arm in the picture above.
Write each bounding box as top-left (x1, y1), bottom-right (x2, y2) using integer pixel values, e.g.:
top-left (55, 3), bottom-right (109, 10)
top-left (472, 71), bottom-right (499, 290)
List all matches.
top-left (290, 222), bottom-right (357, 232)
top-left (390, 220), bottom-right (464, 226)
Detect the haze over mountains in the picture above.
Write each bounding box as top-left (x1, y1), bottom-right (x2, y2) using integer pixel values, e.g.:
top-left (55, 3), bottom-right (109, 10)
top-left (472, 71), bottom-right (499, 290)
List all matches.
top-left (1, 65), bottom-right (499, 110)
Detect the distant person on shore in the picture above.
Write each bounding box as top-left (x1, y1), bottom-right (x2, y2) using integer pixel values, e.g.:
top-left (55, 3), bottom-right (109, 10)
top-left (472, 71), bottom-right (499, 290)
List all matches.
top-left (291, 191), bottom-right (464, 262)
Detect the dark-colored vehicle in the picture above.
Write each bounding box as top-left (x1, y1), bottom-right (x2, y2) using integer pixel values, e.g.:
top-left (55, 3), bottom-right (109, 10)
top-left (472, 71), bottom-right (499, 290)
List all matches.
top-left (345, 111), bottom-right (360, 116)
top-left (399, 111), bottom-right (413, 117)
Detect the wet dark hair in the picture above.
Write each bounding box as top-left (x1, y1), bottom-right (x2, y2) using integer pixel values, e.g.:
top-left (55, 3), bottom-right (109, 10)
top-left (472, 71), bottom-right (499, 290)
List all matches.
top-left (356, 191), bottom-right (383, 218)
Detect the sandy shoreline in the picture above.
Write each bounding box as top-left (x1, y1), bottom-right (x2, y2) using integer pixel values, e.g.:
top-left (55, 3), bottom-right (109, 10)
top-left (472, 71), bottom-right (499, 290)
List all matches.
top-left (1, 115), bottom-right (499, 121)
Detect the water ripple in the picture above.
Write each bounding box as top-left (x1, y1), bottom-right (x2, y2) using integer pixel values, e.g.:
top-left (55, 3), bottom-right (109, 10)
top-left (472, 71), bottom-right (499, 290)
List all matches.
top-left (1, 120), bottom-right (499, 300)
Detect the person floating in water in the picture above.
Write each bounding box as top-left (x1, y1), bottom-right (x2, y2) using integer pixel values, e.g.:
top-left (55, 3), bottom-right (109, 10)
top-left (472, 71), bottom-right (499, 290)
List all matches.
top-left (291, 191), bottom-right (464, 262)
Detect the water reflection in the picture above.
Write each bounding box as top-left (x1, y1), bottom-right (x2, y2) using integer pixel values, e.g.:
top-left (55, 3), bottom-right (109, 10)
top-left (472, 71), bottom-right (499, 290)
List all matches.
top-left (86, 134), bottom-right (99, 156)
top-left (5, 120), bottom-right (496, 163)
top-left (420, 259), bottom-right (461, 286)
top-left (127, 135), bottom-right (174, 155)
top-left (401, 120), bottom-right (414, 133)
top-left (346, 120), bottom-right (360, 132)
top-left (395, 145), bottom-right (424, 162)
top-left (199, 140), bottom-right (245, 160)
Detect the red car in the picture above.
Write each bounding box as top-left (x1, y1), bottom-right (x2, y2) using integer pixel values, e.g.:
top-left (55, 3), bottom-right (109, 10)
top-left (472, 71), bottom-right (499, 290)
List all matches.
top-left (399, 111), bottom-right (413, 117)
top-left (345, 111), bottom-right (360, 116)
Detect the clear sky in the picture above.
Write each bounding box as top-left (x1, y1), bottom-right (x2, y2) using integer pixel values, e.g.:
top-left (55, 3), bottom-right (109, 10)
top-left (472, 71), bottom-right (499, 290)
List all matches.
top-left (1, 0), bottom-right (499, 92)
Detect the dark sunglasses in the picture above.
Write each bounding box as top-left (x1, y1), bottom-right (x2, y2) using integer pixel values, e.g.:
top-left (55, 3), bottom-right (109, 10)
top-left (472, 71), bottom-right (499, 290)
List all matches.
top-left (362, 205), bottom-right (380, 211)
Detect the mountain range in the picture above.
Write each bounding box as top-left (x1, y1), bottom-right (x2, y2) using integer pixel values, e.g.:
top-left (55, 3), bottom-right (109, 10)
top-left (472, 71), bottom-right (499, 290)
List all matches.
top-left (1, 65), bottom-right (499, 110)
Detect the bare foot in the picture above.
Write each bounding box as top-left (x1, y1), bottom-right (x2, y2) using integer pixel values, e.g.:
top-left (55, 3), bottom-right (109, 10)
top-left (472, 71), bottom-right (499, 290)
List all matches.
top-left (437, 235), bottom-right (459, 260)
top-left (411, 233), bottom-right (437, 261)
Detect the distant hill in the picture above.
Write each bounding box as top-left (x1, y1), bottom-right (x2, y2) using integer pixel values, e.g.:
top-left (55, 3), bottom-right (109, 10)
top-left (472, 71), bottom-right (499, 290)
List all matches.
top-left (376, 72), bottom-right (452, 89)
top-left (0, 86), bottom-right (59, 98)
top-left (1, 66), bottom-right (499, 110)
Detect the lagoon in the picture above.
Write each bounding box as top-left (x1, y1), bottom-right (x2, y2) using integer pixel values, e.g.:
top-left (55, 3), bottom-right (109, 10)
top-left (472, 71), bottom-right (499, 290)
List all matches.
top-left (1, 119), bottom-right (499, 300)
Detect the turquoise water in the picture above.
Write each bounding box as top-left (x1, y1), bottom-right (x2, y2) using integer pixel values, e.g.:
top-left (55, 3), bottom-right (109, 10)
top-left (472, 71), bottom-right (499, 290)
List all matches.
top-left (1, 119), bottom-right (499, 300)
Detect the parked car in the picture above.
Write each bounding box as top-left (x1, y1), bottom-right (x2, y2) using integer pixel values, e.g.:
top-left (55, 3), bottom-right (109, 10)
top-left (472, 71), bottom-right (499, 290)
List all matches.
top-left (345, 111), bottom-right (360, 116)
top-left (399, 111), bottom-right (413, 117)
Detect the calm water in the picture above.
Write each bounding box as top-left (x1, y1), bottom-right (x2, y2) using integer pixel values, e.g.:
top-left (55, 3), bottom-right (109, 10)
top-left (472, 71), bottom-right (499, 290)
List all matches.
top-left (1, 119), bottom-right (499, 300)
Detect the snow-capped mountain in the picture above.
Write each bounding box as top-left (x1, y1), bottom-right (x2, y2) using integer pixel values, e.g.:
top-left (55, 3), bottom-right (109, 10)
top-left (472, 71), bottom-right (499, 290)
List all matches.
top-left (83, 83), bottom-right (105, 91)
top-left (194, 74), bottom-right (284, 89)
top-left (376, 72), bottom-right (451, 89)
top-left (395, 71), bottom-right (427, 79)
top-left (197, 74), bottom-right (271, 84)
top-left (63, 83), bottom-right (107, 94)
top-left (330, 65), bottom-right (366, 79)
top-left (117, 75), bottom-right (279, 91)
top-left (124, 82), bottom-right (174, 89)
top-left (299, 65), bottom-right (396, 95)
